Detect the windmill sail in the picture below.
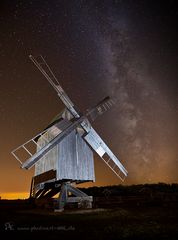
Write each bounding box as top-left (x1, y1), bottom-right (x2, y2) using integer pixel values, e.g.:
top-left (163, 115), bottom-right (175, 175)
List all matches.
top-left (83, 126), bottom-right (128, 181)
top-left (86, 96), bottom-right (116, 121)
top-left (12, 116), bottom-right (85, 170)
top-left (29, 55), bottom-right (80, 119)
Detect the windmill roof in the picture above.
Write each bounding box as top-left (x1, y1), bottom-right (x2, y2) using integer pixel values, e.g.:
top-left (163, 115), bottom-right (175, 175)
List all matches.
top-left (45, 111), bottom-right (64, 130)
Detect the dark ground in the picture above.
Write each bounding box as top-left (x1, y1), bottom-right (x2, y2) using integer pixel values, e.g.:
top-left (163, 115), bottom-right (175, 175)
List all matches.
top-left (1, 184), bottom-right (178, 239)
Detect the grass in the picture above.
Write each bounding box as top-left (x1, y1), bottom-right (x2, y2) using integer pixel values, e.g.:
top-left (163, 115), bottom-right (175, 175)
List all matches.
top-left (0, 200), bottom-right (178, 239)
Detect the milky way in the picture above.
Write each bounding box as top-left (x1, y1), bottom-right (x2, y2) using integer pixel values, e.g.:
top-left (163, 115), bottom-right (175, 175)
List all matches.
top-left (94, 2), bottom-right (178, 183)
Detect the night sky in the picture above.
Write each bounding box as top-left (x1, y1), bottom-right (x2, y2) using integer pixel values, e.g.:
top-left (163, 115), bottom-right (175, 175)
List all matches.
top-left (0, 0), bottom-right (178, 198)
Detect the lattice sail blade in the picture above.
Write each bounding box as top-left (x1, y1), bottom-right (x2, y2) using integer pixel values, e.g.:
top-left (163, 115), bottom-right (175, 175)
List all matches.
top-left (29, 55), bottom-right (80, 118)
top-left (12, 117), bottom-right (85, 170)
top-left (83, 126), bottom-right (128, 181)
top-left (86, 96), bottom-right (116, 121)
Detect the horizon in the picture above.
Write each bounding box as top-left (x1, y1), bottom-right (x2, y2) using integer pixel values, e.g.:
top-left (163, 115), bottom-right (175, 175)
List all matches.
top-left (1, 182), bottom-right (177, 200)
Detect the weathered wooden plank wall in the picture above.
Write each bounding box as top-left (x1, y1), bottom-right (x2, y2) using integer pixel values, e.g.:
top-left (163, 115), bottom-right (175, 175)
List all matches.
top-left (35, 119), bottom-right (95, 182)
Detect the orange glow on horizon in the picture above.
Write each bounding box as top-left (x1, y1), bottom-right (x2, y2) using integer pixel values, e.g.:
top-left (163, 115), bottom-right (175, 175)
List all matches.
top-left (0, 192), bottom-right (29, 200)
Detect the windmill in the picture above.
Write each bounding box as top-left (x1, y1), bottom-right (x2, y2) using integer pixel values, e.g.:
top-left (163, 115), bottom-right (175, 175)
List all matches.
top-left (11, 55), bottom-right (128, 210)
